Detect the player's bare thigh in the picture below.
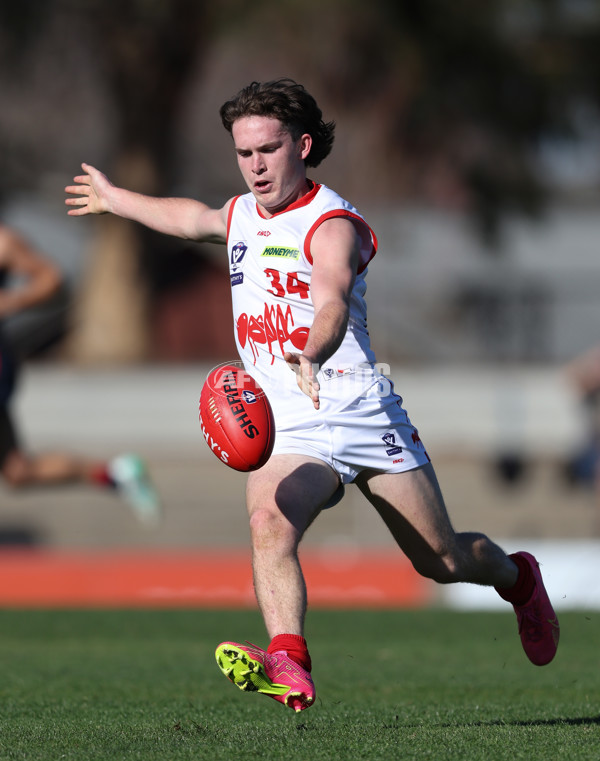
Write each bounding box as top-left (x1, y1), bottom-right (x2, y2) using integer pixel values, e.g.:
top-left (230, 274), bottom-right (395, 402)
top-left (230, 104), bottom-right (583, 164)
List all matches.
top-left (355, 462), bottom-right (457, 561)
top-left (246, 453), bottom-right (341, 539)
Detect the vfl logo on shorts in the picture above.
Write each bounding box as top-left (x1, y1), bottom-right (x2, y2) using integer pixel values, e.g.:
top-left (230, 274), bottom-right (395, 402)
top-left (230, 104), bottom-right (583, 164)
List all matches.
top-left (382, 431), bottom-right (403, 457)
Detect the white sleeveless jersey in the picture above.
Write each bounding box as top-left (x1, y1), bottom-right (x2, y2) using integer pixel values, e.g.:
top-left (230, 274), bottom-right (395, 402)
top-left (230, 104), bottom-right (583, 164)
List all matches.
top-left (226, 182), bottom-right (379, 430)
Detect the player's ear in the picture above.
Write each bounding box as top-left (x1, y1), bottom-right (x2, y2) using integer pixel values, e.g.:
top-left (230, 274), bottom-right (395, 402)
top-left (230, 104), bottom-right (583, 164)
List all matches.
top-left (299, 133), bottom-right (312, 161)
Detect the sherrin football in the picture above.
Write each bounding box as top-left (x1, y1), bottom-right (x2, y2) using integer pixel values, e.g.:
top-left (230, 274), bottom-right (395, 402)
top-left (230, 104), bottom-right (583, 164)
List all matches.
top-left (199, 363), bottom-right (275, 472)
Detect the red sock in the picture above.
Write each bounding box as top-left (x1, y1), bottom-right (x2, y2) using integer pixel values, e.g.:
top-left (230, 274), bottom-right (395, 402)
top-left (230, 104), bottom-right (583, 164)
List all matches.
top-left (268, 634), bottom-right (312, 672)
top-left (495, 552), bottom-right (535, 606)
top-left (89, 464), bottom-right (115, 488)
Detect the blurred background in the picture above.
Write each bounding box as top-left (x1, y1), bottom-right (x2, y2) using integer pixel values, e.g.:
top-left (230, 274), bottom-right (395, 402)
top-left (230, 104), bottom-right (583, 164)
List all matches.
top-left (1, 0), bottom-right (600, 576)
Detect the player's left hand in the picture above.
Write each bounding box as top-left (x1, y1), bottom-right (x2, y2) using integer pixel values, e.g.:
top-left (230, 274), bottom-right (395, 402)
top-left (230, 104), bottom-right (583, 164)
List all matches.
top-left (284, 352), bottom-right (320, 410)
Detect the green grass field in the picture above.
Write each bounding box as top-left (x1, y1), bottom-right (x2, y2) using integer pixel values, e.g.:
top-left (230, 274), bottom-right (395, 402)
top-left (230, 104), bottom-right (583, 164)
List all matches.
top-left (0, 608), bottom-right (597, 760)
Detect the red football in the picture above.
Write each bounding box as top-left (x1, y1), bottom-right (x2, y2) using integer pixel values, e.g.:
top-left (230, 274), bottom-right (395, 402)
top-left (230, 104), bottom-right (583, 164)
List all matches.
top-left (199, 363), bottom-right (275, 472)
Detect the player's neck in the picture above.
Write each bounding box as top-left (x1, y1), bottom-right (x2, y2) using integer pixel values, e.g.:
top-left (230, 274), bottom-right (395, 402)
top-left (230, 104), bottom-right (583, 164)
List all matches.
top-left (257, 179), bottom-right (315, 219)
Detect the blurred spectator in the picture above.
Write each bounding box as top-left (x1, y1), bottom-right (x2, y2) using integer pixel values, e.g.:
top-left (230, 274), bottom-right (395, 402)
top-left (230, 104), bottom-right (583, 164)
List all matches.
top-left (563, 345), bottom-right (600, 494)
top-left (0, 224), bottom-right (161, 527)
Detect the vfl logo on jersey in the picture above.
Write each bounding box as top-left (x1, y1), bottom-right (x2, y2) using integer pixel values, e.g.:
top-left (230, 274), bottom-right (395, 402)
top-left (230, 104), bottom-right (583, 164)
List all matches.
top-left (382, 431), bottom-right (403, 456)
top-left (260, 246), bottom-right (300, 260)
top-left (231, 242), bottom-right (247, 271)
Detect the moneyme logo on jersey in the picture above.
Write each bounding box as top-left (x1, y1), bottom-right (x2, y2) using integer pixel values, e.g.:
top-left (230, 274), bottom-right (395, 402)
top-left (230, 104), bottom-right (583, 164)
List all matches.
top-left (260, 246), bottom-right (300, 260)
top-left (382, 431), bottom-right (403, 456)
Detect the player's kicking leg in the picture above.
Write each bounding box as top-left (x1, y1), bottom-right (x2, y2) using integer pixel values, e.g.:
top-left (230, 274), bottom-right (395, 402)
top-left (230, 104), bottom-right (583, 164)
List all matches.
top-left (357, 463), bottom-right (559, 666)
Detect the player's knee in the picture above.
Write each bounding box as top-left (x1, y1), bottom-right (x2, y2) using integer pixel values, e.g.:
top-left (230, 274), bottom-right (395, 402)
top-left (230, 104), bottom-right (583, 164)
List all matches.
top-left (249, 507), bottom-right (296, 550)
top-left (411, 546), bottom-right (462, 584)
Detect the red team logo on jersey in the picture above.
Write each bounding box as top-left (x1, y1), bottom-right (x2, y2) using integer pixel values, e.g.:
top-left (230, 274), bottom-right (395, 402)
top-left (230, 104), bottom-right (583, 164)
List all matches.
top-left (236, 268), bottom-right (311, 363)
top-left (237, 305), bottom-right (309, 363)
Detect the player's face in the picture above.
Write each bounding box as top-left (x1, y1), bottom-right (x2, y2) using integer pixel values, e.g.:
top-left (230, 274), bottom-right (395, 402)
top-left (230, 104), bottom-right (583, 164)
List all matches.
top-left (231, 116), bottom-right (312, 217)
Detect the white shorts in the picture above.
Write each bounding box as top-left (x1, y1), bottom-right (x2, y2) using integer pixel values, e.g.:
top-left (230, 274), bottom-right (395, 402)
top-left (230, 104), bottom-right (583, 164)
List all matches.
top-left (271, 382), bottom-right (431, 484)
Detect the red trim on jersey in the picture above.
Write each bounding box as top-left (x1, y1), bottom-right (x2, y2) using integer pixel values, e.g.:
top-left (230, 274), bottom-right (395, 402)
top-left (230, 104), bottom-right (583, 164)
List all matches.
top-left (304, 210), bottom-right (378, 274)
top-left (226, 196), bottom-right (242, 243)
top-left (255, 180), bottom-right (321, 219)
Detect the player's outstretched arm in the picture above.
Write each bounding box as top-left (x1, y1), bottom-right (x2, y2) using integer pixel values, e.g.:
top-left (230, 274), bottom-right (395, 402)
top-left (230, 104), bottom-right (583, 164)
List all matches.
top-left (65, 163), bottom-right (228, 243)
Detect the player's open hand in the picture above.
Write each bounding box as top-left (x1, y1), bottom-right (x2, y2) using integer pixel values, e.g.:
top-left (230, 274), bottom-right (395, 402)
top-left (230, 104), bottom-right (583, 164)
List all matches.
top-left (284, 352), bottom-right (320, 410)
top-left (65, 163), bottom-right (112, 216)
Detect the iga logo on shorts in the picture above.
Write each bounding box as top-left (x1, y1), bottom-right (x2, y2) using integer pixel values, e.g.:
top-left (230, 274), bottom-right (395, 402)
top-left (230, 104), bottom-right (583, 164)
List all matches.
top-left (382, 431), bottom-right (403, 457)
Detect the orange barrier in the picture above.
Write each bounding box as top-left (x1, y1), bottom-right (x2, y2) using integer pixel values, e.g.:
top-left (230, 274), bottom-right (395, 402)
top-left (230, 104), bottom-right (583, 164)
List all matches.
top-left (0, 548), bottom-right (433, 608)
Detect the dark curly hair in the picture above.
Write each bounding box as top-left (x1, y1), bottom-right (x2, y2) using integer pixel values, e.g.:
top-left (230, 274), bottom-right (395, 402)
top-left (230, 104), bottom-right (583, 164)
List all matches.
top-left (219, 78), bottom-right (335, 168)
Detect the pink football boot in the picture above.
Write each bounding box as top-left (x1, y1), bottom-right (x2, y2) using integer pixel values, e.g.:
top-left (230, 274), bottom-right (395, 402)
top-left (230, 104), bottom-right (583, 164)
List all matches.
top-left (215, 640), bottom-right (315, 712)
top-left (510, 551), bottom-right (560, 666)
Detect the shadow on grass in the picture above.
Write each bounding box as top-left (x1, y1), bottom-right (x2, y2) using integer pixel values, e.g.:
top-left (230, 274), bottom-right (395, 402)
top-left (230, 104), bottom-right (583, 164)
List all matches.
top-left (380, 715), bottom-right (600, 729)
top-left (477, 715), bottom-right (600, 728)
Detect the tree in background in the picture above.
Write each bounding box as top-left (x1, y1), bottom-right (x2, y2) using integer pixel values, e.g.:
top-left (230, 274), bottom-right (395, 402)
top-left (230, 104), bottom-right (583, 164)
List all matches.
top-left (221, 0), bottom-right (600, 242)
top-left (63, 0), bottom-right (211, 362)
top-left (1, 0), bottom-right (599, 360)
top-left (1, 0), bottom-right (213, 362)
